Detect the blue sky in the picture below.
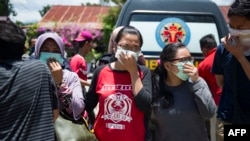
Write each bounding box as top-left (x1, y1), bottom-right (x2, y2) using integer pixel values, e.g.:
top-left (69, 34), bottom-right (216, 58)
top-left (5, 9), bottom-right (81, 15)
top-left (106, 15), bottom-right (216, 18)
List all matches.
top-left (9, 0), bottom-right (234, 23)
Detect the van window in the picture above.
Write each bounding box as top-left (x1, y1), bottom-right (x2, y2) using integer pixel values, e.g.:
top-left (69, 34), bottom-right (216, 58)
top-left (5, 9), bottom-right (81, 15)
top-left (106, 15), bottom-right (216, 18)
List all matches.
top-left (129, 12), bottom-right (220, 55)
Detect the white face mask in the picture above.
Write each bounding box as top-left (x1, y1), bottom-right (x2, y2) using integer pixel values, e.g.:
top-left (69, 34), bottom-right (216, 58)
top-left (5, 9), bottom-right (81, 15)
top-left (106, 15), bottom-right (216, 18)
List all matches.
top-left (229, 28), bottom-right (250, 56)
top-left (115, 47), bottom-right (140, 63)
top-left (243, 49), bottom-right (250, 56)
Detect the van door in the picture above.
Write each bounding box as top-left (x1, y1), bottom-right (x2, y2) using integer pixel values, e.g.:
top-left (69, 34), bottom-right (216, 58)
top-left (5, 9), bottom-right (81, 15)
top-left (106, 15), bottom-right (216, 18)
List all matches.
top-left (127, 10), bottom-right (225, 70)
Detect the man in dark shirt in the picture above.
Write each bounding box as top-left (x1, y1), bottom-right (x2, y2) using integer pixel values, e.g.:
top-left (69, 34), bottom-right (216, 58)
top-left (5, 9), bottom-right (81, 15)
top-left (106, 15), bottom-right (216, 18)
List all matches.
top-left (212, 0), bottom-right (250, 140)
top-left (0, 17), bottom-right (59, 141)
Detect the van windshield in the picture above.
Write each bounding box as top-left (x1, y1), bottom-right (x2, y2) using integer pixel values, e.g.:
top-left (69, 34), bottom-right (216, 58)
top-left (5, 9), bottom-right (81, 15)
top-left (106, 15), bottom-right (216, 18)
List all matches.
top-left (129, 12), bottom-right (220, 55)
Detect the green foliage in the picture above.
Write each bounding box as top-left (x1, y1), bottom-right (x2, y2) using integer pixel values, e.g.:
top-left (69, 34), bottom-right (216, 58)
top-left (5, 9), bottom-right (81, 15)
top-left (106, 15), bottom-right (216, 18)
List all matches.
top-left (0, 0), bottom-right (16, 16)
top-left (24, 0), bottom-right (127, 56)
top-left (101, 0), bottom-right (126, 51)
top-left (102, 6), bottom-right (122, 51)
top-left (26, 23), bottom-right (39, 40)
top-left (103, 0), bottom-right (126, 6)
top-left (39, 5), bottom-right (51, 17)
top-left (15, 20), bottom-right (25, 26)
top-left (25, 23), bottom-right (106, 58)
top-left (86, 2), bottom-right (101, 6)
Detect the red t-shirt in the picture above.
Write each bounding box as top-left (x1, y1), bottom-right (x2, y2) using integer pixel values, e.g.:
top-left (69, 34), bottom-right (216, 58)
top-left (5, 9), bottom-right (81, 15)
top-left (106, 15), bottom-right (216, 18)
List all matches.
top-left (70, 54), bottom-right (87, 81)
top-left (90, 66), bottom-right (146, 141)
top-left (198, 48), bottom-right (222, 105)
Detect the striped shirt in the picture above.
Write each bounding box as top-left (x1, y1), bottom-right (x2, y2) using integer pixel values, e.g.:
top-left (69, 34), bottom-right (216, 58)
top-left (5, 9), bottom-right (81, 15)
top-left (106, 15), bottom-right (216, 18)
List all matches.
top-left (0, 60), bottom-right (58, 141)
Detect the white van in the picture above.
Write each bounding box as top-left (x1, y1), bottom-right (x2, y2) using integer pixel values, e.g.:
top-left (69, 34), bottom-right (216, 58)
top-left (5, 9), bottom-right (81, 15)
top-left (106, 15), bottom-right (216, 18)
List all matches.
top-left (116, 0), bottom-right (229, 70)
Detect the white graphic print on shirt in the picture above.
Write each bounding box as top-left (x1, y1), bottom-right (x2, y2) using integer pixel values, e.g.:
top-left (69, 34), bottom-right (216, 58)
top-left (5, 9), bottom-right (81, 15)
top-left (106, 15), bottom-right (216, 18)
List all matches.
top-left (101, 85), bottom-right (132, 130)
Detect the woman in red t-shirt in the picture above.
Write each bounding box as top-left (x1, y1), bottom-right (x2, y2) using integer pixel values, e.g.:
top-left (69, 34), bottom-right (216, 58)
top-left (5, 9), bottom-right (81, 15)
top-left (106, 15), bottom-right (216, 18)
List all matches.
top-left (85, 26), bottom-right (152, 141)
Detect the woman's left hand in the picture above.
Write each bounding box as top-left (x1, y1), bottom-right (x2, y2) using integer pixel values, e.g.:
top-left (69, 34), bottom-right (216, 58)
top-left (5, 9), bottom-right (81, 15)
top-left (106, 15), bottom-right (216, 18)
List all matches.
top-left (47, 58), bottom-right (63, 85)
top-left (119, 52), bottom-right (138, 73)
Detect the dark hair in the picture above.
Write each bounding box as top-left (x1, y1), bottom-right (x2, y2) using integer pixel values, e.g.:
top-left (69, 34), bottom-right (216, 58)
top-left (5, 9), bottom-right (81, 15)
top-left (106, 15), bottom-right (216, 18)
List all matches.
top-left (0, 18), bottom-right (26, 60)
top-left (115, 26), bottom-right (143, 47)
top-left (228, 0), bottom-right (250, 20)
top-left (77, 40), bottom-right (89, 48)
top-left (71, 30), bottom-right (94, 56)
top-left (152, 42), bottom-right (186, 108)
top-left (160, 42), bottom-right (186, 63)
top-left (199, 34), bottom-right (217, 49)
top-left (71, 39), bottom-right (92, 55)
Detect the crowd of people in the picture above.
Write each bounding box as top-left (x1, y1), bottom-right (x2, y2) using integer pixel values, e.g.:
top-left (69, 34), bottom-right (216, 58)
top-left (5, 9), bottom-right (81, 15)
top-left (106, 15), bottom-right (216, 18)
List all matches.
top-left (1, 0), bottom-right (250, 141)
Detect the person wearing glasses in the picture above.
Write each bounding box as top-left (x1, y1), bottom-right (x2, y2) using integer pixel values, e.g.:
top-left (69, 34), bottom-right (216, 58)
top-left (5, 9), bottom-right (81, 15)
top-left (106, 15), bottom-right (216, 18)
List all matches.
top-left (212, 1), bottom-right (250, 140)
top-left (151, 42), bottom-right (216, 141)
top-left (97, 26), bottom-right (146, 67)
top-left (85, 26), bottom-right (152, 141)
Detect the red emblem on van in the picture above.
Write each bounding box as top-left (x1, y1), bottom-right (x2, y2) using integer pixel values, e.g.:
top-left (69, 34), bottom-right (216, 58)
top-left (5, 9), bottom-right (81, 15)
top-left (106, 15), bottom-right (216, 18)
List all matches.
top-left (162, 23), bottom-right (184, 43)
top-left (156, 17), bottom-right (191, 48)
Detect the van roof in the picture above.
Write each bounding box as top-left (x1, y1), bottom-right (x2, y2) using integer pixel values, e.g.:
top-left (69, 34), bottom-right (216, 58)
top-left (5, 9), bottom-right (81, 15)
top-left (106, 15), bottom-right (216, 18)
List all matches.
top-left (117, 0), bottom-right (224, 26)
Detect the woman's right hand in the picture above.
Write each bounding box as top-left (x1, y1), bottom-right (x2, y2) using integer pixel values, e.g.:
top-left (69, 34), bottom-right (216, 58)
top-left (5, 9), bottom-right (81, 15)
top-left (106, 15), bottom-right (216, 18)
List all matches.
top-left (47, 58), bottom-right (63, 86)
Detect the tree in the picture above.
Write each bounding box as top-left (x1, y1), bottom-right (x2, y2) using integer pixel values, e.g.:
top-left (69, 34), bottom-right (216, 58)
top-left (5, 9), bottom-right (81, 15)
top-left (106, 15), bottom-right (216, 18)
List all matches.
top-left (85, 2), bottom-right (101, 6)
top-left (39, 5), bottom-right (51, 17)
top-left (101, 0), bottom-right (126, 50)
top-left (104, 0), bottom-right (126, 6)
top-left (0, 0), bottom-right (16, 16)
top-left (26, 23), bottom-right (40, 42)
